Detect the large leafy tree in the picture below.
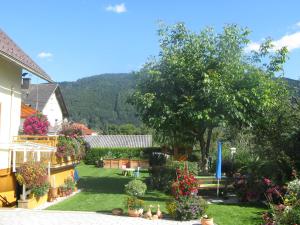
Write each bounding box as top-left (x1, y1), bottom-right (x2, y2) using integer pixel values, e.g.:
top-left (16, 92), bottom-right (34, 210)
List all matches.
top-left (131, 23), bottom-right (289, 170)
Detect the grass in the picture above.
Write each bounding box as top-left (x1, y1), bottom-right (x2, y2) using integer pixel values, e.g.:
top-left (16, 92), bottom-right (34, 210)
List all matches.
top-left (207, 203), bottom-right (266, 225)
top-left (47, 163), bottom-right (266, 224)
top-left (47, 163), bottom-right (169, 213)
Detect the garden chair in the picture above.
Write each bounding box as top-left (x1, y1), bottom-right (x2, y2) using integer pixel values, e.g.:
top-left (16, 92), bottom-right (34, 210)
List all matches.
top-left (134, 167), bottom-right (140, 177)
top-left (121, 164), bottom-right (127, 176)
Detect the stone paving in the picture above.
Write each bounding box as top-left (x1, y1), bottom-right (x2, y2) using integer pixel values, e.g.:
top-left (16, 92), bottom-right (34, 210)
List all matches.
top-left (0, 209), bottom-right (201, 225)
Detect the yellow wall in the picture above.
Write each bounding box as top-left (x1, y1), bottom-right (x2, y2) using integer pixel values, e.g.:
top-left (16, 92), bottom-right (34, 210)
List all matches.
top-left (50, 166), bottom-right (75, 188)
top-left (0, 165), bottom-right (75, 208)
top-left (0, 169), bottom-right (16, 207)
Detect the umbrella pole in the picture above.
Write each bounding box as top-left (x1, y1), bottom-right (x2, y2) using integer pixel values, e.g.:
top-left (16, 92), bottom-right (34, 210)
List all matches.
top-left (217, 179), bottom-right (220, 197)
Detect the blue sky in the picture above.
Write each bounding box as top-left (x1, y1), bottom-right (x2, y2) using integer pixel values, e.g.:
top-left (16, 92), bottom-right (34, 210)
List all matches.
top-left (1, 0), bottom-right (300, 82)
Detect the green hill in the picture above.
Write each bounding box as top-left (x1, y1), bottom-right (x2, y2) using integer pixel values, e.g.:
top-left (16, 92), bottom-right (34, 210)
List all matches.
top-left (60, 74), bottom-right (300, 131)
top-left (59, 73), bottom-right (139, 131)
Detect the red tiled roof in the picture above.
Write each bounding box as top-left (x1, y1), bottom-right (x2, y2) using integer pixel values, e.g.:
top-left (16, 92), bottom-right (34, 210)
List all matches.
top-left (72, 123), bottom-right (96, 135)
top-left (21, 103), bottom-right (38, 118)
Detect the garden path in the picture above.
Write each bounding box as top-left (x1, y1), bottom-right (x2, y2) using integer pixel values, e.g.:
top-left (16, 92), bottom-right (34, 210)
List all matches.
top-left (0, 209), bottom-right (202, 225)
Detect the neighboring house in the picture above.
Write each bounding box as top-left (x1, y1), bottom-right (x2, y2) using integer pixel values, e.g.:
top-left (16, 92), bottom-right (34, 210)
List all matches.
top-left (84, 135), bottom-right (152, 148)
top-left (20, 103), bottom-right (38, 131)
top-left (21, 83), bottom-right (69, 133)
top-left (72, 123), bottom-right (98, 136)
top-left (0, 29), bottom-right (74, 208)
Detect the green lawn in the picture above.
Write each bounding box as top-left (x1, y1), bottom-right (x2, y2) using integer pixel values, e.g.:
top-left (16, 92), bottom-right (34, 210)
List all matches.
top-left (47, 163), bottom-right (265, 224)
top-left (47, 163), bottom-right (169, 213)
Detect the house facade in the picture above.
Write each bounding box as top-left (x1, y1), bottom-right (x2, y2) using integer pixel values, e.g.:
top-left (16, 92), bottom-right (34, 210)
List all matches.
top-left (0, 29), bottom-right (75, 208)
top-left (22, 83), bottom-right (68, 133)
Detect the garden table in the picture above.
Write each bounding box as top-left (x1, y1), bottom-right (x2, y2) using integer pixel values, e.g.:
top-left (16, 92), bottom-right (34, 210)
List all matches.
top-left (123, 168), bottom-right (135, 176)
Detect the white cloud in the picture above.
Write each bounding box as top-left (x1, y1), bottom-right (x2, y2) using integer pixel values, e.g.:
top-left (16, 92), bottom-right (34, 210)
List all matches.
top-left (105, 3), bottom-right (126, 13)
top-left (296, 21), bottom-right (300, 27)
top-left (244, 42), bottom-right (260, 52)
top-left (245, 31), bottom-right (300, 52)
top-left (37, 51), bottom-right (53, 59)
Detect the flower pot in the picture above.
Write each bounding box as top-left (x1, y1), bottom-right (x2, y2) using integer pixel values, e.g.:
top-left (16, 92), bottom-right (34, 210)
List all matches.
top-left (49, 187), bottom-right (58, 198)
top-left (201, 217), bottom-right (214, 225)
top-left (112, 208), bottom-right (123, 216)
top-left (128, 208), bottom-right (143, 217)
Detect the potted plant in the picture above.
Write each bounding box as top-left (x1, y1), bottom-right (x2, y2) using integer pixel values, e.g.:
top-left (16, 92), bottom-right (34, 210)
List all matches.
top-left (201, 214), bottom-right (214, 225)
top-left (125, 196), bottom-right (144, 217)
top-left (124, 179), bottom-right (147, 217)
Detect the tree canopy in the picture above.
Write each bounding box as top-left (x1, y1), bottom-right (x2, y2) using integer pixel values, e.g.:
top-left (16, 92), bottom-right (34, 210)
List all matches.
top-left (131, 23), bottom-right (289, 169)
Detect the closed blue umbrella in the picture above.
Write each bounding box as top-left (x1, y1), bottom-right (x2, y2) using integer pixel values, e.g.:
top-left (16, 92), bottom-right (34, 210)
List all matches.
top-left (216, 141), bottom-right (222, 196)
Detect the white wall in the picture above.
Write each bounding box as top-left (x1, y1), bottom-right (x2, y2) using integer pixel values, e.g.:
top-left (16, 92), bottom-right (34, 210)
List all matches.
top-left (0, 57), bottom-right (22, 169)
top-left (42, 92), bottom-right (64, 129)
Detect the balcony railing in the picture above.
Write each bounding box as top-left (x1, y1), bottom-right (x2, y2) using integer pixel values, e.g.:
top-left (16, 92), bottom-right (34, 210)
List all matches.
top-left (12, 135), bottom-right (77, 170)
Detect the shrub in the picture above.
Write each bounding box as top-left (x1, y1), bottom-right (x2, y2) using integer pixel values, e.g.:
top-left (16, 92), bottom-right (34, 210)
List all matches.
top-left (124, 180), bottom-right (147, 197)
top-left (23, 113), bottom-right (49, 135)
top-left (65, 177), bottom-right (76, 191)
top-left (278, 205), bottom-right (300, 225)
top-left (31, 183), bottom-right (50, 197)
top-left (167, 196), bottom-right (207, 221)
top-left (172, 168), bottom-right (198, 198)
top-left (84, 147), bottom-right (160, 164)
top-left (149, 152), bottom-right (168, 166)
top-left (16, 161), bottom-right (50, 197)
top-left (125, 196), bottom-right (144, 210)
top-left (56, 136), bottom-right (86, 159)
top-left (147, 166), bottom-right (177, 193)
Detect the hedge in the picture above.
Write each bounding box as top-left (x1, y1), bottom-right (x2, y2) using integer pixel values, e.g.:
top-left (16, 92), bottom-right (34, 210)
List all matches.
top-left (84, 147), bottom-right (161, 165)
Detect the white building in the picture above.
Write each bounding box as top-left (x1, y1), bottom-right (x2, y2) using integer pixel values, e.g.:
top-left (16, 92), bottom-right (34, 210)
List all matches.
top-left (21, 83), bottom-right (69, 133)
top-left (0, 29), bottom-right (53, 205)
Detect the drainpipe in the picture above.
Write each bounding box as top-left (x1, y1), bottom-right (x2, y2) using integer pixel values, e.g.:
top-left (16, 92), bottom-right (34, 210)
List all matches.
top-left (9, 86), bottom-right (14, 143)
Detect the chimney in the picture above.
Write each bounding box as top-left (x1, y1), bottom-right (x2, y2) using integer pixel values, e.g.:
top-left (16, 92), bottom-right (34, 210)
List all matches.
top-left (21, 77), bottom-right (31, 89)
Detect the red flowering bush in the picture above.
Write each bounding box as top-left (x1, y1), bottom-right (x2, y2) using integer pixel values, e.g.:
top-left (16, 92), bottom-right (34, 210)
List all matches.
top-left (23, 113), bottom-right (49, 135)
top-left (166, 164), bottom-right (207, 221)
top-left (172, 167), bottom-right (198, 198)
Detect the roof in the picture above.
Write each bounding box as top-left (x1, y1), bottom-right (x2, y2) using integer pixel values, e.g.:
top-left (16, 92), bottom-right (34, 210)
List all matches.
top-left (21, 103), bottom-right (38, 118)
top-left (84, 135), bottom-right (153, 148)
top-left (21, 83), bottom-right (68, 118)
top-left (72, 123), bottom-right (96, 135)
top-left (0, 29), bottom-right (53, 82)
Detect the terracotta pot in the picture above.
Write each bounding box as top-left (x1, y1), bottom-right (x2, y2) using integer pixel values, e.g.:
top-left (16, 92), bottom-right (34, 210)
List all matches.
top-left (128, 208), bottom-right (143, 217)
top-left (112, 208), bottom-right (123, 216)
top-left (201, 217), bottom-right (214, 225)
top-left (49, 187), bottom-right (58, 198)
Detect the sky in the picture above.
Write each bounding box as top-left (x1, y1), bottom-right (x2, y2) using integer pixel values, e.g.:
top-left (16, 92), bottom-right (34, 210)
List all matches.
top-left (1, 0), bottom-right (300, 82)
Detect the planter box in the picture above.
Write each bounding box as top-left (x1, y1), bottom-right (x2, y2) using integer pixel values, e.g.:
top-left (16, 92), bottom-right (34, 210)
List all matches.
top-left (103, 159), bottom-right (149, 169)
top-left (18, 194), bottom-right (48, 209)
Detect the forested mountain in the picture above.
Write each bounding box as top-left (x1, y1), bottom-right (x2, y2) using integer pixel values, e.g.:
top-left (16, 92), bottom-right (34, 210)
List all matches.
top-left (59, 73), bottom-right (140, 131)
top-left (60, 74), bottom-right (300, 132)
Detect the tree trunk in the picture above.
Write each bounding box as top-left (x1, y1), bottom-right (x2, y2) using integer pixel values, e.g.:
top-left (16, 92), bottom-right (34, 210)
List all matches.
top-left (198, 127), bottom-right (213, 173)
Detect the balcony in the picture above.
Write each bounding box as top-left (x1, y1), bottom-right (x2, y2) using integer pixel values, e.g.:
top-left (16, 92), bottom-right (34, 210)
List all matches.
top-left (11, 135), bottom-right (77, 171)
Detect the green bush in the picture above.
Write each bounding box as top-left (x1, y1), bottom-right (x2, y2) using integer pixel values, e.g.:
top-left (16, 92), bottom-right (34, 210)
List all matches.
top-left (147, 160), bottom-right (198, 193)
top-left (278, 205), bottom-right (300, 225)
top-left (124, 179), bottom-right (147, 197)
top-left (84, 147), bottom-right (160, 164)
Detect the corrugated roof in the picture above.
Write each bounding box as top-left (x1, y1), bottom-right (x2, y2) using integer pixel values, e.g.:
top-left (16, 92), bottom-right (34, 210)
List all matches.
top-left (0, 29), bottom-right (53, 82)
top-left (21, 103), bottom-right (38, 118)
top-left (84, 135), bottom-right (152, 148)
